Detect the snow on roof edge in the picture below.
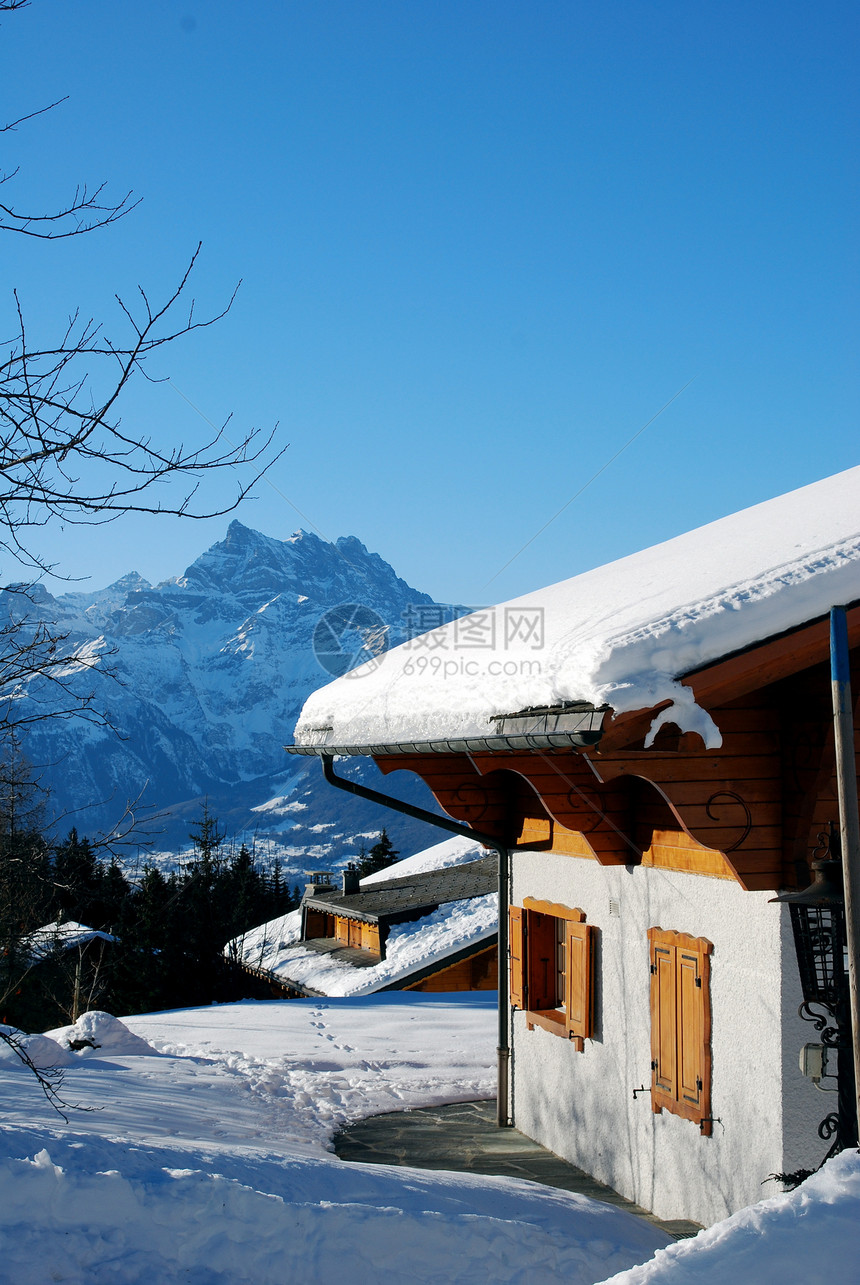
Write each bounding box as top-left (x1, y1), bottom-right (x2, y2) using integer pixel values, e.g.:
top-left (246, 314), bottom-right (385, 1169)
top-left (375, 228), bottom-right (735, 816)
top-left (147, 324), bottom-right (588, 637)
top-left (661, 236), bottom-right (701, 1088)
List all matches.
top-left (294, 465), bottom-right (860, 751)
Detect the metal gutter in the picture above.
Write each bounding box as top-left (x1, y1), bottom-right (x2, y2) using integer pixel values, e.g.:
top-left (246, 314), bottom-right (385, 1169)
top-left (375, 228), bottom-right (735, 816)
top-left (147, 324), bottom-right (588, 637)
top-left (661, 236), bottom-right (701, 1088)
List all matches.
top-left (285, 729), bottom-right (602, 757)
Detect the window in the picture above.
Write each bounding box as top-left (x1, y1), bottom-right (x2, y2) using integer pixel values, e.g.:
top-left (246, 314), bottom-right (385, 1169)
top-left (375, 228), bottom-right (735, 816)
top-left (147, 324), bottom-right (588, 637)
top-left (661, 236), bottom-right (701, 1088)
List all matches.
top-left (648, 927), bottom-right (713, 1135)
top-left (509, 898), bottom-right (596, 1050)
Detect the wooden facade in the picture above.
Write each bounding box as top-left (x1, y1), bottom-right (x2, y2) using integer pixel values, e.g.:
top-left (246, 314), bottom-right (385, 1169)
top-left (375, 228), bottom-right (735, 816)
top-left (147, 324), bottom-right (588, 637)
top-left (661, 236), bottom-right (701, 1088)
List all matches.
top-left (332, 915), bottom-right (382, 956)
top-left (374, 610), bottom-right (860, 893)
top-left (404, 943), bottom-right (498, 993)
top-left (303, 908), bottom-right (383, 958)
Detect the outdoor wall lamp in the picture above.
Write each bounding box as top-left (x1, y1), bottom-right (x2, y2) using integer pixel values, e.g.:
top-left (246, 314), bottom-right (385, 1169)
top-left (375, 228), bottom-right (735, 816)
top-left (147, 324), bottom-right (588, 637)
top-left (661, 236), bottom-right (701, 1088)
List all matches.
top-left (772, 825), bottom-right (857, 1155)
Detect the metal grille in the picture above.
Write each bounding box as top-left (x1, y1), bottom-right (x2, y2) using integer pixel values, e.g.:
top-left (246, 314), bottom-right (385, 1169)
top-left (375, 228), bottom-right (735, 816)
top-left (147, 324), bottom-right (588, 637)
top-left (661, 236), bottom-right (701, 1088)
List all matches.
top-left (790, 903), bottom-right (847, 1008)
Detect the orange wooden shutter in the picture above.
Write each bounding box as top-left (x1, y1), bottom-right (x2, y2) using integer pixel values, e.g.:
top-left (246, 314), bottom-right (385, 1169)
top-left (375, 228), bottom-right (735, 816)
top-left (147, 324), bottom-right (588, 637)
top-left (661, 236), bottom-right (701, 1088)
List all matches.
top-left (677, 941), bottom-right (713, 1134)
top-left (677, 946), bottom-right (702, 1106)
top-left (509, 906), bottom-right (526, 1009)
top-left (648, 928), bottom-right (713, 1133)
top-left (650, 937), bottom-right (677, 1110)
top-left (565, 922), bottom-right (595, 1047)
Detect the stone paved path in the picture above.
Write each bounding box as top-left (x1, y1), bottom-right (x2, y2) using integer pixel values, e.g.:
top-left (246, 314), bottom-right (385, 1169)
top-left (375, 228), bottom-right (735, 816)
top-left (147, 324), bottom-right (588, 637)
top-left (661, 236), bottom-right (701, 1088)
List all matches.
top-left (334, 1099), bottom-right (701, 1240)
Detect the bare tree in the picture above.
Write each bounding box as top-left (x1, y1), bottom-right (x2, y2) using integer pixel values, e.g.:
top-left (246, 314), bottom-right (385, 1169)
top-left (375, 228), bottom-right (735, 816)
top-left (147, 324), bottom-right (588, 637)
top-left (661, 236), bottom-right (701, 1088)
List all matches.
top-left (0, 5), bottom-right (285, 709)
top-left (0, 242), bottom-right (284, 576)
top-left (0, 3), bottom-right (285, 1102)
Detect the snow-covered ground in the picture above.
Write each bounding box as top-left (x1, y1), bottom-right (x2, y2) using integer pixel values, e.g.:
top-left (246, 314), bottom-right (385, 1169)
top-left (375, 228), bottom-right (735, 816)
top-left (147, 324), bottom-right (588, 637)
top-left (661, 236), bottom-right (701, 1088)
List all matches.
top-left (0, 996), bottom-right (668, 1283)
top-left (600, 1149), bottom-right (860, 1284)
top-left (1, 996), bottom-right (857, 1282)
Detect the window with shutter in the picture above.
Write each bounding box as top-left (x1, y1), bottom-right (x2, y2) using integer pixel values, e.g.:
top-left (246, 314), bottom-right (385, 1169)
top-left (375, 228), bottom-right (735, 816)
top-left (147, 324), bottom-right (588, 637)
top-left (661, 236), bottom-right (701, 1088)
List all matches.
top-left (510, 898), bottom-right (596, 1049)
top-left (647, 927), bottom-right (713, 1134)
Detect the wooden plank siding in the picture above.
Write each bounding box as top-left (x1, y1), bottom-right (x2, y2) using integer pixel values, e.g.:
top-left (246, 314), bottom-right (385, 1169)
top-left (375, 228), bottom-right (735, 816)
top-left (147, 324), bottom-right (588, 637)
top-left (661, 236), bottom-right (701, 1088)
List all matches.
top-left (404, 943), bottom-right (498, 992)
top-left (306, 913), bottom-right (382, 959)
top-left (376, 636), bottom-right (860, 893)
top-left (304, 909), bottom-right (335, 939)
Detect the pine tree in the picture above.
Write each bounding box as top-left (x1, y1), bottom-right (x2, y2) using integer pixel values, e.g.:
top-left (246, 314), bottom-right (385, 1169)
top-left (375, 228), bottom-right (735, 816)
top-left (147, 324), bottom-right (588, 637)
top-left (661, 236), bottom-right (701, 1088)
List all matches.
top-left (52, 830), bottom-right (100, 923)
top-left (356, 829), bottom-right (399, 878)
top-left (187, 801), bottom-right (226, 880)
top-left (0, 740), bottom-right (53, 1024)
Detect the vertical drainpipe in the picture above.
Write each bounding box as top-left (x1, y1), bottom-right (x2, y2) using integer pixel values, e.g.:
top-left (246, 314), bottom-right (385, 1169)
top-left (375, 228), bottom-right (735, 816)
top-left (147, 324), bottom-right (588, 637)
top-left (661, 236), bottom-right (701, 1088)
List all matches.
top-left (496, 841), bottom-right (511, 1127)
top-left (316, 755), bottom-right (513, 1128)
top-left (830, 605), bottom-right (860, 1139)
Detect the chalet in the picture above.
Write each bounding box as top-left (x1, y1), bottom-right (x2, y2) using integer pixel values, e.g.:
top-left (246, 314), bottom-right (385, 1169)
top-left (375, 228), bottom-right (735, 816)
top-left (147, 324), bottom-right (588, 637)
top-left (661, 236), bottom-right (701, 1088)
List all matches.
top-left (18, 920), bottom-right (119, 1027)
top-left (287, 465), bottom-right (860, 1227)
top-left (229, 837), bottom-right (498, 998)
top-left (25, 920), bottom-right (117, 964)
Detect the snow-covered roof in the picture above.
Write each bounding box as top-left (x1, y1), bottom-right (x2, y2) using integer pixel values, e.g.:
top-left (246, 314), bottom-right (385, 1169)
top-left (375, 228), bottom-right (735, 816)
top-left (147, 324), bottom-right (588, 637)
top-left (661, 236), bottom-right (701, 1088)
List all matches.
top-left (294, 466), bottom-right (860, 751)
top-left (229, 836), bottom-right (497, 997)
top-left (24, 920), bottom-right (118, 964)
top-left (303, 854), bottom-right (497, 923)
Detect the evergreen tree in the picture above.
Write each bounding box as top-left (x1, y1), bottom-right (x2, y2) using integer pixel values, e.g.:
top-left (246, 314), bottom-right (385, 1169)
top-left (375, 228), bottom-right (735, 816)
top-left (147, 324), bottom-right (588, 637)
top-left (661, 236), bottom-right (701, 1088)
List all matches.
top-left (187, 801), bottom-right (226, 880)
top-left (52, 830), bottom-right (100, 923)
top-left (356, 829), bottom-right (399, 878)
top-left (0, 740), bottom-right (53, 1025)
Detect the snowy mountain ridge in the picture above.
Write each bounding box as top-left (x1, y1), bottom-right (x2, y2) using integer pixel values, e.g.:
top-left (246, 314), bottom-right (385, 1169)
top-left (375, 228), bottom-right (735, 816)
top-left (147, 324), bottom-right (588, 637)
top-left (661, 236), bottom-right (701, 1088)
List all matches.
top-left (4, 523), bottom-right (456, 863)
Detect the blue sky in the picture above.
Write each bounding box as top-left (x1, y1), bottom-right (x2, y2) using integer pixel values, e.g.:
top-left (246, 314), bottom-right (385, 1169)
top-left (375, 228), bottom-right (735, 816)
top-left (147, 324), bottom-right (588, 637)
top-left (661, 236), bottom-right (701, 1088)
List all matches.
top-left (2, 0), bottom-right (857, 607)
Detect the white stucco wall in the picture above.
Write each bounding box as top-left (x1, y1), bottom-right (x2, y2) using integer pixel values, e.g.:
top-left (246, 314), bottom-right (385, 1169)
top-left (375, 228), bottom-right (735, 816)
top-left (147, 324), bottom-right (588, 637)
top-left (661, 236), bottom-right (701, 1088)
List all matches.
top-left (510, 852), bottom-right (827, 1227)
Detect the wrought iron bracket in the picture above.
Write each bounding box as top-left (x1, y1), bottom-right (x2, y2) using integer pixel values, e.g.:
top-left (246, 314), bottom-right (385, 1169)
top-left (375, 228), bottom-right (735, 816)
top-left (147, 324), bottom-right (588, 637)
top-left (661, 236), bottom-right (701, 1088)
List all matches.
top-left (799, 1000), bottom-right (845, 1049)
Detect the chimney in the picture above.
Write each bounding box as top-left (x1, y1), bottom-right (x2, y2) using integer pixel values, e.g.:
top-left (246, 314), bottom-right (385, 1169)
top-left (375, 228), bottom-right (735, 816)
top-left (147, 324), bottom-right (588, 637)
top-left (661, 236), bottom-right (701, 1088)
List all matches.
top-left (342, 867), bottom-right (360, 895)
top-left (303, 871), bottom-right (334, 899)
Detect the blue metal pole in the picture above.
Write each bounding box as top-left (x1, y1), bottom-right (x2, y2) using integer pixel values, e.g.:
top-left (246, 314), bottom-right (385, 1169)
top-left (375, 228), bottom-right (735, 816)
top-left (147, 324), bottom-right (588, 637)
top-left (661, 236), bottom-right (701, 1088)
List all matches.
top-left (830, 606), bottom-right (860, 1144)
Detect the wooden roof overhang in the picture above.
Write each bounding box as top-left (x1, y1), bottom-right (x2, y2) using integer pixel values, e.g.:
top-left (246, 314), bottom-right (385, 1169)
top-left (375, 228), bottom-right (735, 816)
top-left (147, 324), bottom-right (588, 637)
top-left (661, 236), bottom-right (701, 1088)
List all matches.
top-left (290, 606), bottom-right (860, 895)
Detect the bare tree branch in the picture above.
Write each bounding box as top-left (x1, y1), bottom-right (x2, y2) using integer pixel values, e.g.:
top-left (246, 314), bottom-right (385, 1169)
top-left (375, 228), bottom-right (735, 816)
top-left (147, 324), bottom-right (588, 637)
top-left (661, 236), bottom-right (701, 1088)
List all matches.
top-left (0, 1027), bottom-right (96, 1122)
top-left (0, 182), bottom-right (141, 238)
top-left (1, 96), bottom-right (68, 135)
top-left (0, 7), bottom-right (288, 1095)
top-left (0, 243), bottom-right (287, 575)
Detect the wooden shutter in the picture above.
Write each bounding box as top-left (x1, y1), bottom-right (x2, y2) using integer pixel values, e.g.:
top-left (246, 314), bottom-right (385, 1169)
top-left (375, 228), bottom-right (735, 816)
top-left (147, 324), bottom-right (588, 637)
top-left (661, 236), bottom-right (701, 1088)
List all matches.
top-left (650, 938), bottom-right (677, 1107)
top-left (509, 905), bottom-right (526, 1009)
top-left (565, 921), bottom-right (595, 1050)
top-left (677, 942), bottom-right (712, 1133)
top-left (648, 928), bottom-right (713, 1134)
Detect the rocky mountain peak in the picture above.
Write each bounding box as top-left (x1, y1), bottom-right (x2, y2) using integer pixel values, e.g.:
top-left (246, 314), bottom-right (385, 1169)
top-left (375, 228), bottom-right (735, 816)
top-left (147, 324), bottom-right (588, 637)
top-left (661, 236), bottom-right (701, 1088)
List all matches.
top-left (10, 521), bottom-right (456, 855)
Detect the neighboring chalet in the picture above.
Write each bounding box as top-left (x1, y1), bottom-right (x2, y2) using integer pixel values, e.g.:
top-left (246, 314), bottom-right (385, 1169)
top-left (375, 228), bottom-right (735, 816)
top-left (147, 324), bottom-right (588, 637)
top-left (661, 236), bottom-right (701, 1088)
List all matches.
top-left (230, 837), bottom-right (498, 998)
top-left (25, 920), bottom-right (117, 963)
top-left (288, 465), bottom-right (860, 1228)
top-left (20, 920), bottom-right (119, 1025)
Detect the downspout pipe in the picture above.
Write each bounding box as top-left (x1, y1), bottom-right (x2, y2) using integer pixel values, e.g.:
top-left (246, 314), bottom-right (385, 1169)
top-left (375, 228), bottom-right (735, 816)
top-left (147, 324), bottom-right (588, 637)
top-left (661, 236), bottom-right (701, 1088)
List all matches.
top-left (320, 755), bottom-right (512, 1126)
top-left (830, 606), bottom-right (860, 1143)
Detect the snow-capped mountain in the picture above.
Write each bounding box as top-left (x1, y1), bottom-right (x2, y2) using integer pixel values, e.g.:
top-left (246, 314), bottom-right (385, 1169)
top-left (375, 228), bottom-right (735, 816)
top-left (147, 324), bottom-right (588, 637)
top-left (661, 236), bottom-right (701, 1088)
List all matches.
top-left (4, 523), bottom-right (461, 870)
